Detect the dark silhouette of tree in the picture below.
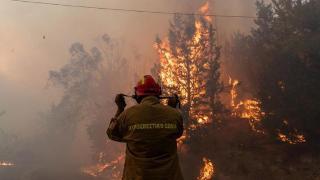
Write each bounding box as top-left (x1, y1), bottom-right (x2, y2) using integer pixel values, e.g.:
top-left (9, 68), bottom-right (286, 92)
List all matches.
top-left (227, 0), bottom-right (320, 145)
top-left (47, 36), bottom-right (129, 178)
top-left (45, 43), bottom-right (107, 171)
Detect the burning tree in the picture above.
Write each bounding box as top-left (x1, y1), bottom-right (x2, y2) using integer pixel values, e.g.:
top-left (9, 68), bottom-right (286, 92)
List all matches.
top-left (154, 3), bottom-right (222, 179)
top-left (226, 0), bottom-right (320, 145)
top-left (154, 3), bottom-right (223, 129)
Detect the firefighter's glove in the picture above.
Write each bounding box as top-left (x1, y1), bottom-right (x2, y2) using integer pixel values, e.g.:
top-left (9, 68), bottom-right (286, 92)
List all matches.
top-left (168, 94), bottom-right (180, 108)
top-left (115, 94), bottom-right (126, 110)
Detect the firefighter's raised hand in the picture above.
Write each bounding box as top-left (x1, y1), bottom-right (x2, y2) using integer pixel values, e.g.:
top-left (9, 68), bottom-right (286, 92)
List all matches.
top-left (115, 94), bottom-right (126, 110)
top-left (168, 94), bottom-right (180, 108)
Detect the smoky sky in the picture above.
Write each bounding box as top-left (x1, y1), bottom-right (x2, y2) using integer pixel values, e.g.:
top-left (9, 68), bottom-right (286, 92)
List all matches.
top-left (0, 0), bottom-right (257, 135)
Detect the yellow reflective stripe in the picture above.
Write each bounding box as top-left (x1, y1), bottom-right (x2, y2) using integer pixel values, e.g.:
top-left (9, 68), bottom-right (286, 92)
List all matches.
top-left (128, 123), bottom-right (177, 130)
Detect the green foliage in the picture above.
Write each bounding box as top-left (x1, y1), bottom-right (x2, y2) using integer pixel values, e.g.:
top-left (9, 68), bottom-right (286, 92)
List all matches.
top-left (228, 0), bottom-right (320, 144)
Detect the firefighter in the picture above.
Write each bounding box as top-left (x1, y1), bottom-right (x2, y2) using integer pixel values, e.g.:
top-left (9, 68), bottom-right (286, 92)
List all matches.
top-left (107, 75), bottom-right (184, 180)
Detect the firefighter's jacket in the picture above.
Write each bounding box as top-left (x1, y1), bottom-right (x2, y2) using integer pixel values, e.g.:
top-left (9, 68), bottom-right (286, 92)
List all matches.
top-left (107, 96), bottom-right (184, 180)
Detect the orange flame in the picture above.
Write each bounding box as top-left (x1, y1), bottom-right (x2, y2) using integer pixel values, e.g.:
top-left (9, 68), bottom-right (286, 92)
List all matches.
top-left (155, 2), bottom-right (214, 127)
top-left (0, 161), bottom-right (15, 167)
top-left (81, 154), bottom-right (124, 178)
top-left (277, 128), bottom-right (306, 144)
top-left (229, 77), bottom-right (265, 133)
top-left (199, 2), bottom-right (212, 22)
top-left (198, 157), bottom-right (215, 180)
top-left (229, 77), bottom-right (307, 143)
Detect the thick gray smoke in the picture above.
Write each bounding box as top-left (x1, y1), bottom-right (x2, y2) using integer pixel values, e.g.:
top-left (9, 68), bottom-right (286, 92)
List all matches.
top-left (0, 0), bottom-right (258, 179)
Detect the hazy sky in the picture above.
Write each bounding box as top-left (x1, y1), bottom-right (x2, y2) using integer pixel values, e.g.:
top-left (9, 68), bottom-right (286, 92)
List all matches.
top-left (0, 0), bottom-right (257, 133)
top-left (0, 0), bottom-right (176, 133)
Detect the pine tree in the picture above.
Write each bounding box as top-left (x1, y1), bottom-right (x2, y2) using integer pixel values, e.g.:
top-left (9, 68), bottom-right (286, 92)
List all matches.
top-left (154, 14), bottom-right (223, 127)
top-left (228, 0), bottom-right (320, 144)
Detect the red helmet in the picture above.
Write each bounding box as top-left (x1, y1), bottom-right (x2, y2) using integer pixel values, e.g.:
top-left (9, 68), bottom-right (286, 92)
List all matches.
top-left (134, 75), bottom-right (162, 96)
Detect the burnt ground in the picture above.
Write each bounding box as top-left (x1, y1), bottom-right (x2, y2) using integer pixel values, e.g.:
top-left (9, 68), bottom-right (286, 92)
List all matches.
top-left (180, 118), bottom-right (320, 180)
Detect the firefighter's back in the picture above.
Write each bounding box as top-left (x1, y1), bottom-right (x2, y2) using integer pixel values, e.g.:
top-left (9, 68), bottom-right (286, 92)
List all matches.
top-left (120, 96), bottom-right (184, 180)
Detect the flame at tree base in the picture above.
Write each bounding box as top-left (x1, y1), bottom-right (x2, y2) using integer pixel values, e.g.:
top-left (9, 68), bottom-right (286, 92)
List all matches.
top-left (198, 157), bottom-right (215, 180)
top-left (229, 77), bottom-right (265, 133)
top-left (81, 154), bottom-right (124, 178)
top-left (278, 131), bottom-right (306, 144)
top-left (229, 77), bottom-right (307, 144)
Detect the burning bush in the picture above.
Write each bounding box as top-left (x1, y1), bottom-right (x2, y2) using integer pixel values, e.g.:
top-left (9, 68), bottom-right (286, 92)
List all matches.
top-left (226, 0), bottom-right (320, 145)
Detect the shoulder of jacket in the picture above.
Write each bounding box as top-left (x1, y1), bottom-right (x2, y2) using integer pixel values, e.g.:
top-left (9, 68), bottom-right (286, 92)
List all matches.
top-left (122, 104), bottom-right (142, 114)
top-left (162, 105), bottom-right (182, 116)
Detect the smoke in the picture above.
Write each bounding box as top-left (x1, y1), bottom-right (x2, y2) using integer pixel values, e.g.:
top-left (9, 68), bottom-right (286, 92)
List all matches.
top-left (213, 0), bottom-right (257, 38)
top-left (0, 0), bottom-right (259, 179)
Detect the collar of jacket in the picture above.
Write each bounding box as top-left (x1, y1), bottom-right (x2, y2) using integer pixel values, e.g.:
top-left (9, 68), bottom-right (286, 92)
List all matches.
top-left (141, 96), bottom-right (160, 105)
